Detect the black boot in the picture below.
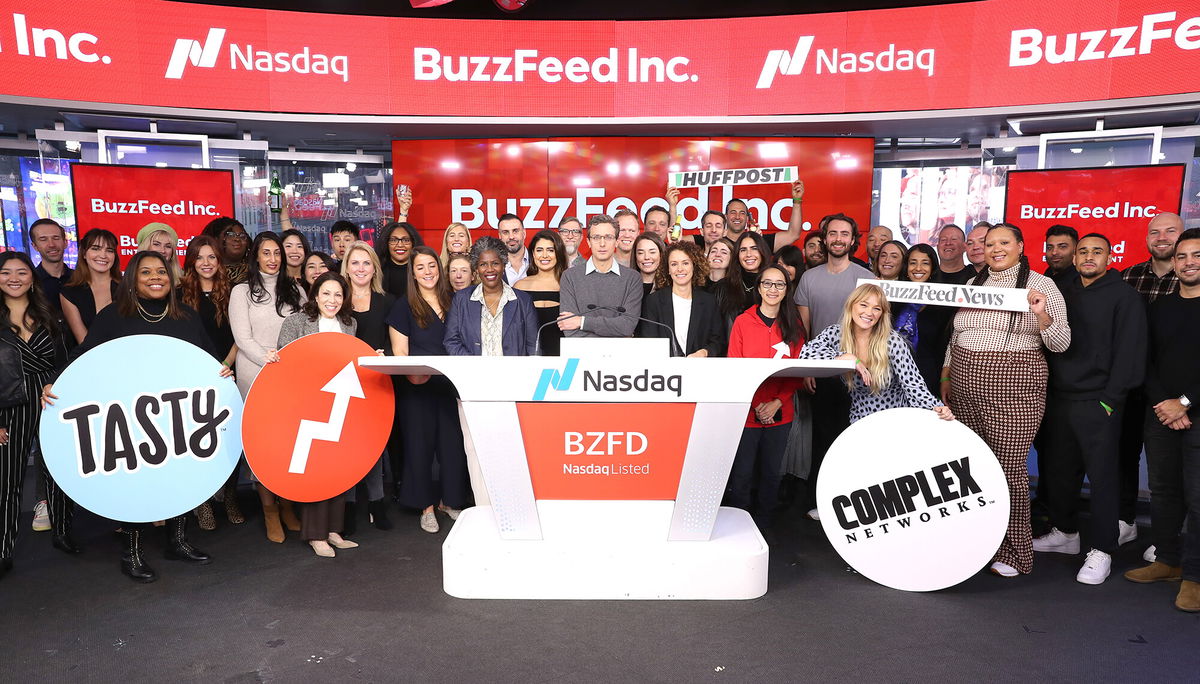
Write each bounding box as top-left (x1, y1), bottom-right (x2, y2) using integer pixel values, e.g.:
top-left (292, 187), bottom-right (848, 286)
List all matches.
top-left (120, 530), bottom-right (157, 583)
top-left (368, 499), bottom-right (393, 531)
top-left (1, 557), bottom-right (12, 579)
top-left (52, 533), bottom-right (82, 555)
top-left (343, 501), bottom-right (357, 537)
top-left (164, 516), bottom-right (211, 564)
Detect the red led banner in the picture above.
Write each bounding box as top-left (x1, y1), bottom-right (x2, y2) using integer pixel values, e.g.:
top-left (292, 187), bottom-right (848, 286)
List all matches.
top-left (0, 0), bottom-right (1197, 118)
top-left (1003, 164), bottom-right (1185, 268)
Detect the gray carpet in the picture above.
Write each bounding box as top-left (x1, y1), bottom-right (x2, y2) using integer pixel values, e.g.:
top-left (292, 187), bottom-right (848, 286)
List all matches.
top-left (0, 490), bottom-right (1196, 682)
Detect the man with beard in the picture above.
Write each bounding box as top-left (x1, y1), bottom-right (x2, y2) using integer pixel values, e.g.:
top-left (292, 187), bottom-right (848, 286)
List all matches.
top-left (1118, 212), bottom-right (1185, 558)
top-left (1044, 224), bottom-right (1079, 285)
top-left (29, 218), bottom-right (72, 314)
top-left (794, 213), bottom-right (872, 520)
top-left (556, 216), bottom-right (584, 268)
top-left (1124, 228), bottom-right (1200, 613)
top-left (802, 231), bottom-right (826, 269)
top-left (695, 210), bottom-right (727, 251)
top-left (724, 180), bottom-right (806, 250)
top-left (1037, 233), bottom-right (1146, 585)
top-left (497, 213), bottom-right (529, 285)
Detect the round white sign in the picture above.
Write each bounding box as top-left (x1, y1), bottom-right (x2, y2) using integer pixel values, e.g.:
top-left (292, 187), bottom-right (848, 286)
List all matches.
top-left (816, 407), bottom-right (1011, 592)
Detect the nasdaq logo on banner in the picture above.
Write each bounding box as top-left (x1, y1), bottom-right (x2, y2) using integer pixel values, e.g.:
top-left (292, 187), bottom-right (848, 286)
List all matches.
top-left (532, 358), bottom-right (579, 401)
top-left (756, 36), bottom-right (934, 88)
top-left (531, 359), bottom-right (682, 401)
top-left (164, 27), bottom-right (349, 82)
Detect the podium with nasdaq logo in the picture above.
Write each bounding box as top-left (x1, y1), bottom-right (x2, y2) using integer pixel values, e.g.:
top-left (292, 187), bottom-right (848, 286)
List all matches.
top-left (360, 339), bottom-right (851, 600)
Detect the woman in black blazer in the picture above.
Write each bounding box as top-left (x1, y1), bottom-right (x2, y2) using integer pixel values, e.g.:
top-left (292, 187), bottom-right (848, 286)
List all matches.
top-left (637, 242), bottom-right (725, 357)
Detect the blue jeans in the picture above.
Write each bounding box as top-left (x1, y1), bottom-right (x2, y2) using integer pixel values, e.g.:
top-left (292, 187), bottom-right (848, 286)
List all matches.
top-left (1144, 409), bottom-right (1200, 582)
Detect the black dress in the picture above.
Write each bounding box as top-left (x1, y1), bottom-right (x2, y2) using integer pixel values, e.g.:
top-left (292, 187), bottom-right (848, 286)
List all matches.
top-left (380, 261), bottom-right (410, 300)
top-left (387, 299), bottom-right (467, 511)
top-left (194, 291), bottom-right (236, 362)
top-left (61, 280), bottom-right (120, 332)
top-left (351, 291), bottom-right (397, 353)
top-left (525, 289), bottom-right (561, 356)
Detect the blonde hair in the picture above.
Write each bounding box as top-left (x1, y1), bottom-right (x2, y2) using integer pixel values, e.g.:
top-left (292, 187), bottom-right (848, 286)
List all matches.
top-left (339, 240), bottom-right (384, 294)
top-left (837, 283), bottom-right (893, 394)
top-left (137, 229), bottom-right (183, 281)
top-left (440, 222), bottom-right (473, 268)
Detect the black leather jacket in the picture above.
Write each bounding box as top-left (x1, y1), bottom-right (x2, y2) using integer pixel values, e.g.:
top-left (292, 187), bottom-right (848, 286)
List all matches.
top-left (0, 324), bottom-right (68, 409)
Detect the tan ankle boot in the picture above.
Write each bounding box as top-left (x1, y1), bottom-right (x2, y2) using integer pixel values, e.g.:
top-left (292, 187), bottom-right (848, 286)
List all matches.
top-left (262, 504), bottom-right (285, 543)
top-left (1176, 581), bottom-right (1200, 612)
top-left (1123, 561), bottom-right (1182, 584)
top-left (279, 500), bottom-right (301, 532)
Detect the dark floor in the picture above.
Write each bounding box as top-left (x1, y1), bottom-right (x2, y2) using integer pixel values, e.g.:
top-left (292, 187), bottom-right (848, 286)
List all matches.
top-left (1, 488), bottom-right (1197, 683)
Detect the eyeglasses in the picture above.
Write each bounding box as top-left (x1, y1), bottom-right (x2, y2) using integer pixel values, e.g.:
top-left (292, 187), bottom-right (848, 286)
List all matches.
top-left (759, 281), bottom-right (787, 291)
top-left (558, 229), bottom-right (582, 237)
top-left (589, 234), bottom-right (617, 242)
top-left (223, 231), bottom-right (248, 240)
top-left (388, 236), bottom-right (414, 245)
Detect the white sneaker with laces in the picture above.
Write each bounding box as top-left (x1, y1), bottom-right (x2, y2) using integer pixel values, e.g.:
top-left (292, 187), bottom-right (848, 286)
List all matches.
top-left (1118, 520), bottom-right (1138, 546)
top-left (1032, 527), bottom-right (1080, 554)
top-left (31, 500), bottom-right (50, 532)
top-left (420, 510), bottom-right (439, 534)
top-left (989, 561), bottom-right (1018, 577)
top-left (1143, 545), bottom-right (1157, 563)
top-left (1076, 549), bottom-right (1112, 585)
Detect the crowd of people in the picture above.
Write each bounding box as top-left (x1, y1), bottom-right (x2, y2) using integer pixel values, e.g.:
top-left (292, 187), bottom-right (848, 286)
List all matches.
top-left (1, 183), bottom-right (1197, 613)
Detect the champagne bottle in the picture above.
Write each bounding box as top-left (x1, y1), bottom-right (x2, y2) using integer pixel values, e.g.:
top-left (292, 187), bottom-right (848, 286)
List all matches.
top-left (268, 172), bottom-right (283, 214)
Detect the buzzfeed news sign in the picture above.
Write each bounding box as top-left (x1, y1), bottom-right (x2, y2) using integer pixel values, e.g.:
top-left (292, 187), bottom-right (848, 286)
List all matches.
top-left (391, 137), bottom-right (874, 245)
top-left (0, 0), bottom-right (1199, 118)
top-left (70, 164), bottom-right (235, 267)
top-left (1003, 165), bottom-right (1185, 268)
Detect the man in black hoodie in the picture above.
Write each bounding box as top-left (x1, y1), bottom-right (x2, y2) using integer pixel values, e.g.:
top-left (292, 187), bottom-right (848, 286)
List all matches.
top-left (1034, 232), bottom-right (1147, 585)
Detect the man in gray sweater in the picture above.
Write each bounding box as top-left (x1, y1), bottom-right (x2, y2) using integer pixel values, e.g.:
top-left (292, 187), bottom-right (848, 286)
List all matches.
top-left (558, 214), bottom-right (643, 338)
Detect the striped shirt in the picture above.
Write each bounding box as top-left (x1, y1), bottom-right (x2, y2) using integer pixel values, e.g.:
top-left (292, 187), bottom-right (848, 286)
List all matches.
top-left (944, 263), bottom-right (1071, 366)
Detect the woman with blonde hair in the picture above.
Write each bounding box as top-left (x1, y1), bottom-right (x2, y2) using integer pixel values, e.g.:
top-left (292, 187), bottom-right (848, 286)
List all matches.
top-left (439, 222), bottom-right (473, 269)
top-left (800, 283), bottom-right (952, 424)
top-left (339, 241), bottom-right (395, 532)
top-left (136, 223), bottom-right (183, 282)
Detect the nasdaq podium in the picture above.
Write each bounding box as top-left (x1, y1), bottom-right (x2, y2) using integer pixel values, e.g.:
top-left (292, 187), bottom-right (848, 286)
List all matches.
top-left (360, 339), bottom-right (850, 600)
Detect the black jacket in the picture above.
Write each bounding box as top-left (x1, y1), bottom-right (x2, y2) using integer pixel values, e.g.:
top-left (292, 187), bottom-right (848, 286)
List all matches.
top-left (1048, 269), bottom-right (1147, 407)
top-left (637, 287), bottom-right (726, 357)
top-left (0, 324), bottom-right (69, 408)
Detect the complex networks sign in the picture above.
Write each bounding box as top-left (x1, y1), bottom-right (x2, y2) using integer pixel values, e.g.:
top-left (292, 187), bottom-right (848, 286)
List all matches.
top-left (0, 0), bottom-right (1198, 117)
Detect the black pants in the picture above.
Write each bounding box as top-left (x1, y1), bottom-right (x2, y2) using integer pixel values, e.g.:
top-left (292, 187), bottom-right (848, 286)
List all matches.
top-left (398, 381), bottom-right (468, 511)
top-left (1043, 397), bottom-right (1121, 553)
top-left (807, 377), bottom-right (851, 505)
top-left (1144, 409), bottom-right (1200, 582)
top-left (728, 424), bottom-right (789, 528)
top-left (1116, 389), bottom-right (1147, 523)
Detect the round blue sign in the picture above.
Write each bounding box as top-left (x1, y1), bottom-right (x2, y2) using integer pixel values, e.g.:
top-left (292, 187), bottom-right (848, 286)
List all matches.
top-left (39, 335), bottom-right (243, 523)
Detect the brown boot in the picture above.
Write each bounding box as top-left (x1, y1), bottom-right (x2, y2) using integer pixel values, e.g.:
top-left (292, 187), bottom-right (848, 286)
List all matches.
top-left (222, 481), bottom-right (245, 524)
top-left (1176, 581), bottom-right (1200, 612)
top-left (194, 502), bottom-right (216, 531)
top-left (1123, 562), bottom-right (1183, 584)
top-left (279, 500), bottom-right (301, 532)
top-left (262, 504), bottom-right (285, 543)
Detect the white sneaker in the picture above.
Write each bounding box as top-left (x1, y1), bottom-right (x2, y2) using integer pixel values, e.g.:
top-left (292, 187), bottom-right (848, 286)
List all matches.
top-left (989, 561), bottom-right (1018, 577)
top-left (420, 510), bottom-right (439, 534)
top-left (806, 508), bottom-right (820, 521)
top-left (31, 501), bottom-right (50, 532)
top-left (1076, 549), bottom-right (1112, 585)
top-left (1032, 527), bottom-right (1080, 554)
top-left (1143, 545), bottom-right (1157, 563)
top-left (1118, 520), bottom-right (1138, 546)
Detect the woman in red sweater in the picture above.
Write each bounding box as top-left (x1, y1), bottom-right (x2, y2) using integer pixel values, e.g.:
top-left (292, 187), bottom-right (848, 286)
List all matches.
top-left (726, 265), bottom-right (804, 529)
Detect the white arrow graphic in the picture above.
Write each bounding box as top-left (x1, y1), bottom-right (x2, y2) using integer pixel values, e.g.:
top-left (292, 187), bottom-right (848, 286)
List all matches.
top-left (288, 362), bottom-right (365, 474)
top-left (771, 341), bottom-right (790, 359)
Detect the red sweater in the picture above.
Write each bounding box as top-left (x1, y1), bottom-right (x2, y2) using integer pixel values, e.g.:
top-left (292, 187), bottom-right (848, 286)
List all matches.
top-left (727, 306), bottom-right (804, 427)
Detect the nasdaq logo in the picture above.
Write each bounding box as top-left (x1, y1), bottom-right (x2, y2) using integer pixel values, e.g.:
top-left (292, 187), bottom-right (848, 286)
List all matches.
top-left (532, 358), bottom-right (579, 401)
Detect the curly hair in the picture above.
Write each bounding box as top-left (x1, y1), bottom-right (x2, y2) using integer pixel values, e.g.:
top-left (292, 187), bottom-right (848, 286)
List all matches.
top-left (654, 241), bottom-right (709, 290)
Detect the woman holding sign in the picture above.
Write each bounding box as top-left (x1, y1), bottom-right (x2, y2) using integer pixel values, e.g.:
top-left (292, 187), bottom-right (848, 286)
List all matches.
top-left (388, 246), bottom-right (468, 534)
top-left (229, 232), bottom-right (306, 544)
top-left (273, 272), bottom-right (362, 558)
top-left (44, 250), bottom-right (228, 583)
top-left (1, 252), bottom-right (77, 578)
top-left (941, 223), bottom-right (1070, 578)
top-left (799, 283), bottom-right (952, 423)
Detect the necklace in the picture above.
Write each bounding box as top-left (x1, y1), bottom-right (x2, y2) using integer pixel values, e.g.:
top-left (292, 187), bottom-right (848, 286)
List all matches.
top-left (137, 301), bottom-right (168, 323)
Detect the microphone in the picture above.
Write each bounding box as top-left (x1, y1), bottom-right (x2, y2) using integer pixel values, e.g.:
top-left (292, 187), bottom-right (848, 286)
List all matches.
top-left (611, 306), bottom-right (684, 357)
top-left (534, 307), bottom-right (591, 356)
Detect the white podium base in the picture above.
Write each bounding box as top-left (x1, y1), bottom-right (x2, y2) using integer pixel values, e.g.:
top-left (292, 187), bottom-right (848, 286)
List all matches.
top-left (442, 501), bottom-right (768, 600)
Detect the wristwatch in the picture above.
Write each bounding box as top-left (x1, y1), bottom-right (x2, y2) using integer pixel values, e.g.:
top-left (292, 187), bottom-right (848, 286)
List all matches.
top-left (1181, 395), bottom-right (1192, 409)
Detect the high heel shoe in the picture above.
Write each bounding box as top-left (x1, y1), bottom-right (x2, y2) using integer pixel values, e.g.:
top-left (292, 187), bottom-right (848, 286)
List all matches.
top-left (262, 503), bottom-right (285, 543)
top-left (195, 502), bottom-right (216, 531)
top-left (222, 481), bottom-right (245, 524)
top-left (309, 540), bottom-right (335, 558)
top-left (279, 500), bottom-right (302, 532)
top-left (327, 533), bottom-right (358, 549)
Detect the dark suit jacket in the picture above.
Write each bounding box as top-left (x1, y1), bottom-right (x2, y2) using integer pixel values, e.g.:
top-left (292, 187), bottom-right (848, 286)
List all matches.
top-left (637, 287), bottom-right (725, 357)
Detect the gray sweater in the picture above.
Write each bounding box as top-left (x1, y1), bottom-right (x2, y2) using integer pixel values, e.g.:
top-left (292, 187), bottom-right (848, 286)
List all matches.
top-left (558, 259), bottom-right (644, 338)
top-left (277, 312), bottom-right (356, 348)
